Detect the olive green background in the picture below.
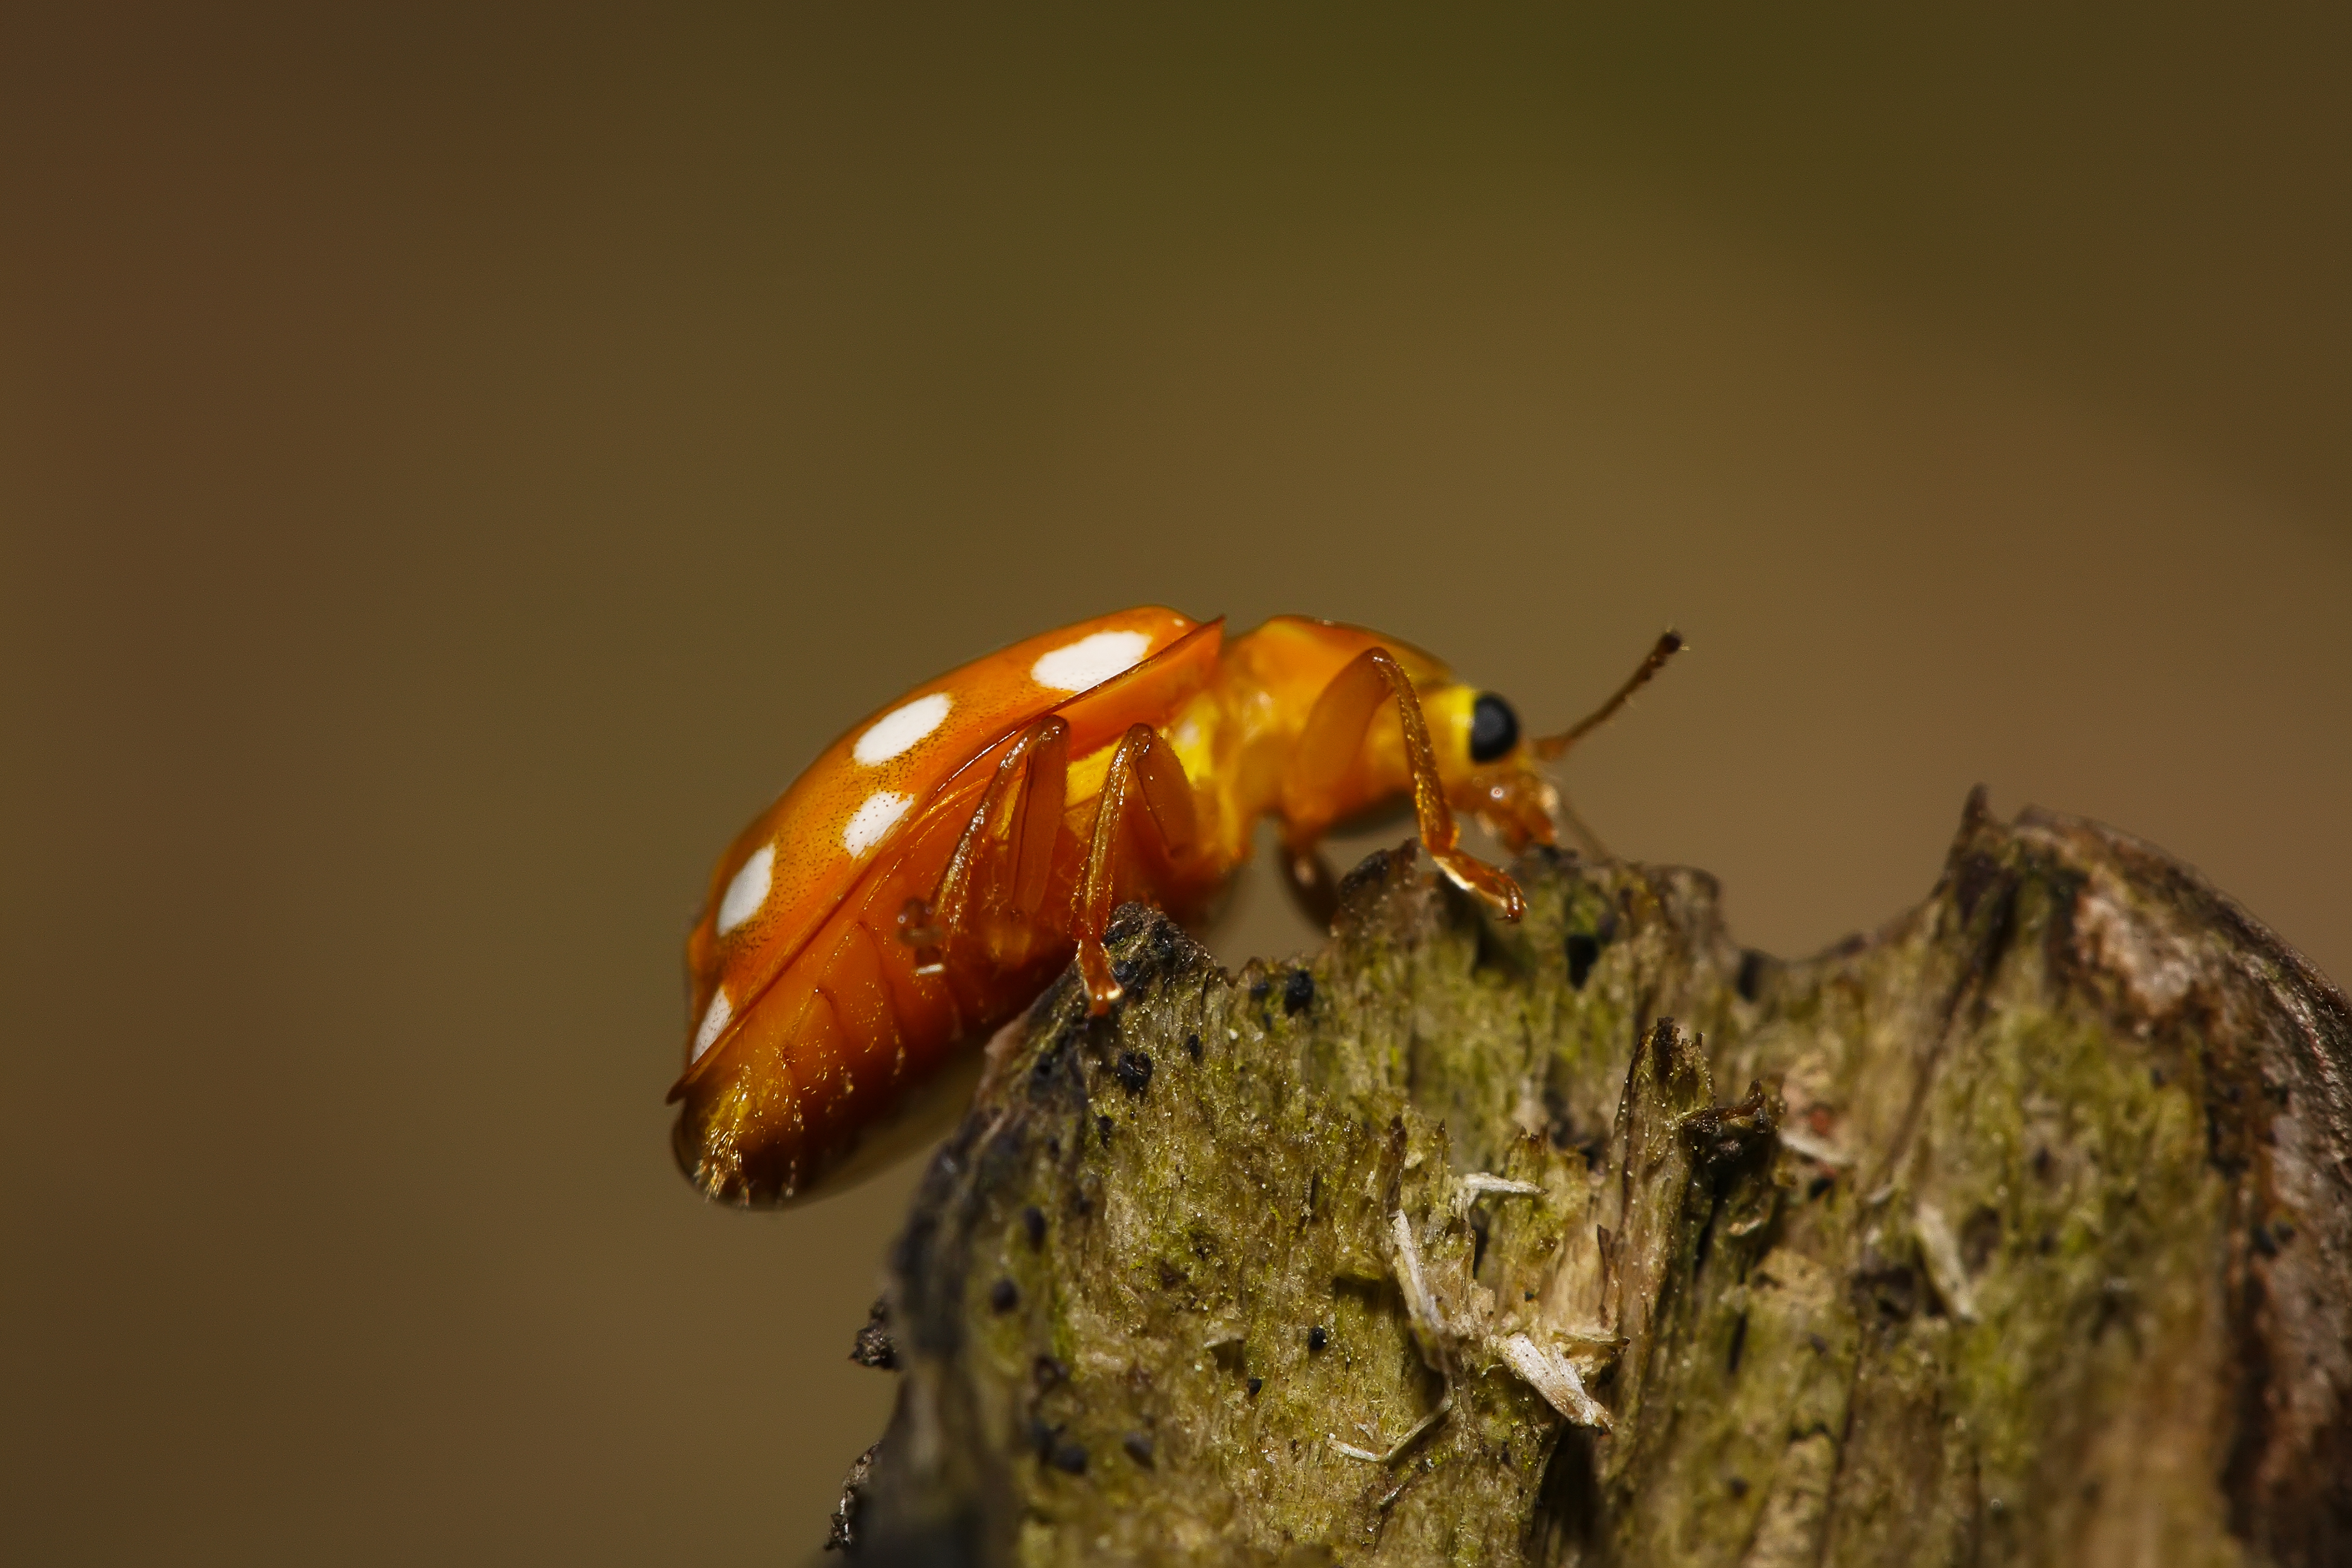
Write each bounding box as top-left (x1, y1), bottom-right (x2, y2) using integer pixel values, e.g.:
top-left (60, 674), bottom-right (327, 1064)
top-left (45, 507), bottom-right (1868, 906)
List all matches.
top-left (4, 6), bottom-right (2347, 1562)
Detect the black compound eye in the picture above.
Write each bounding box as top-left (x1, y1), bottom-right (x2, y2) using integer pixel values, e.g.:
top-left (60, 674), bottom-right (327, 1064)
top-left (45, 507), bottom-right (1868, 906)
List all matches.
top-left (1468, 692), bottom-right (1520, 763)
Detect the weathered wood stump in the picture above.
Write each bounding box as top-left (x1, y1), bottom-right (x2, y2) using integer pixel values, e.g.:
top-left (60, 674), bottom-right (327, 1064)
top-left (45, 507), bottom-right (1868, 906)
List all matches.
top-left (827, 794), bottom-right (2351, 1567)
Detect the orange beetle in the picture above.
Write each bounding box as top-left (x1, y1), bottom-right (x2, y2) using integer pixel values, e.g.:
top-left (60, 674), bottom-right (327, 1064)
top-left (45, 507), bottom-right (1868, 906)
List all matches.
top-left (671, 609), bottom-right (1678, 1206)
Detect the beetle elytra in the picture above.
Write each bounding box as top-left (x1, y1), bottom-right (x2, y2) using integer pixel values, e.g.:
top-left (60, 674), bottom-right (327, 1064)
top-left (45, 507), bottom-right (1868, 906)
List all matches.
top-left (672, 609), bottom-right (1678, 1205)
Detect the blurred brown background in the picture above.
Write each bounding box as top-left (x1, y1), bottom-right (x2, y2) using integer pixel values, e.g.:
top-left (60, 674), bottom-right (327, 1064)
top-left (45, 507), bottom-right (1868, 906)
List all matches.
top-left (4, 5), bottom-right (2347, 1562)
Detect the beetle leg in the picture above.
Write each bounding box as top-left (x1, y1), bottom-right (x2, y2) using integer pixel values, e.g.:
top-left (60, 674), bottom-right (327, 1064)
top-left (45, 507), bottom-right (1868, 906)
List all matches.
top-left (1073, 722), bottom-right (1199, 1013)
top-left (1282, 648), bottom-right (1525, 922)
top-left (1004, 721), bottom-right (1070, 922)
top-left (919, 717), bottom-right (1071, 971)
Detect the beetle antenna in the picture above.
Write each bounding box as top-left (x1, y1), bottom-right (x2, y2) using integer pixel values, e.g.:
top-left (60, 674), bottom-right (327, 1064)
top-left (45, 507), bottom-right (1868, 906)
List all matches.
top-left (1533, 631), bottom-right (1684, 760)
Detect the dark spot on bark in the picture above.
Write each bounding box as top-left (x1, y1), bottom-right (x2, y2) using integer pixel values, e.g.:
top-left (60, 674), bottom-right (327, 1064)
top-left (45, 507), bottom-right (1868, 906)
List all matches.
top-left (1807, 1175), bottom-right (1835, 1201)
top-left (1045, 1136), bottom-right (1060, 1160)
top-left (989, 1279), bottom-right (1019, 1313)
top-left (1097, 1114), bottom-right (1114, 1148)
top-left (1566, 932), bottom-right (1601, 989)
top-left (1530, 1426), bottom-right (1602, 1557)
top-left (1028, 1418), bottom-right (1058, 1458)
top-left (2091, 1277), bottom-right (2135, 1342)
top-left (2152, 1067), bottom-right (2168, 1089)
top-left (1684, 1080), bottom-right (1780, 1186)
top-left (1184, 1032), bottom-right (1202, 1061)
top-left (850, 1298), bottom-right (896, 1370)
top-left (2207, 1101), bottom-right (2251, 1178)
top-left (1953, 851), bottom-right (2003, 920)
top-left (2272, 1219), bottom-right (2295, 1244)
top-left (1727, 1475), bottom-right (1750, 1500)
top-left (2252, 1223), bottom-right (2280, 1258)
top-left (2220, 1263), bottom-right (2278, 1541)
top-left (1022, 1206), bottom-right (1046, 1247)
top-left (1957, 879), bottom-right (2020, 1016)
top-left (1249, 976), bottom-right (1272, 1002)
top-left (1807, 1333), bottom-right (1828, 1355)
top-left (2032, 1145), bottom-right (2054, 1180)
top-left (1122, 1432), bottom-right (1155, 1467)
top-left (1307, 1325), bottom-right (1328, 1352)
top-left (1727, 1312), bottom-right (1748, 1374)
top-left (1962, 1206), bottom-right (2003, 1274)
top-left (1033, 1355), bottom-right (1068, 1388)
top-left (1115, 1049), bottom-right (1153, 1096)
top-left (2038, 867), bottom-right (2083, 985)
top-left (1540, 1087), bottom-right (1597, 1158)
top-left (1247, 1376), bottom-right (1263, 1396)
top-left (1283, 970), bottom-right (1314, 1014)
top-left (1735, 948), bottom-right (1769, 1002)
top-left (1156, 1259), bottom-right (1184, 1289)
top-left (1051, 1441), bottom-right (1089, 1475)
top-left (1859, 1263), bottom-right (1919, 1321)
top-left (1470, 914), bottom-right (1528, 979)
top-left (1468, 1206), bottom-right (1491, 1275)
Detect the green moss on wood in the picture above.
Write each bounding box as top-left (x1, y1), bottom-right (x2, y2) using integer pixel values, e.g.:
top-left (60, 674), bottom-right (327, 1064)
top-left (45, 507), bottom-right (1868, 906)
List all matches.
top-left (836, 798), bottom-right (2352, 1567)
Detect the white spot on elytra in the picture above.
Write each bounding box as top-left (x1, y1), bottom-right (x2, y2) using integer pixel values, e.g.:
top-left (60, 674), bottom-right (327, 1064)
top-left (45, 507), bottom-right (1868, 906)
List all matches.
top-left (1030, 629), bottom-right (1151, 692)
top-left (853, 692), bottom-right (952, 766)
top-left (690, 987), bottom-right (732, 1063)
top-left (841, 790), bottom-right (913, 857)
top-left (715, 843), bottom-right (773, 937)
